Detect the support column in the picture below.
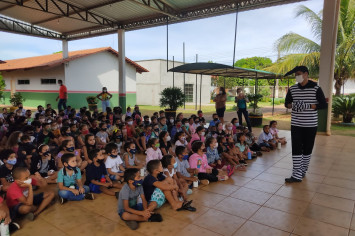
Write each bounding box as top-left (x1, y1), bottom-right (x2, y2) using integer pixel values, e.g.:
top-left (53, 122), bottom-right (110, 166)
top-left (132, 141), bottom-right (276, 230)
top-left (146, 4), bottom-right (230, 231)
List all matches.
top-left (118, 29), bottom-right (126, 112)
top-left (62, 40), bottom-right (68, 59)
top-left (318, 0), bottom-right (340, 135)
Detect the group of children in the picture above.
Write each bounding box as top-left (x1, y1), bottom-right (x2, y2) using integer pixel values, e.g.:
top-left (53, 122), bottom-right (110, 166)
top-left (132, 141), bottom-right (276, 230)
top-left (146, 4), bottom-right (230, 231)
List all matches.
top-left (0, 103), bottom-right (286, 231)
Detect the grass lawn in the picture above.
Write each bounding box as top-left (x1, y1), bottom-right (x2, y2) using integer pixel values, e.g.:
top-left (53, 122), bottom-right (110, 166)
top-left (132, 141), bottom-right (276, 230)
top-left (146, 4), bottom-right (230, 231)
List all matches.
top-left (330, 123), bottom-right (355, 137)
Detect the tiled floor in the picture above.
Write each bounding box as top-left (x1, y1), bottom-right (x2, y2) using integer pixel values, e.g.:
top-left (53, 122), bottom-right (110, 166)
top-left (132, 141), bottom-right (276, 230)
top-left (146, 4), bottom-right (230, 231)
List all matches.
top-left (13, 129), bottom-right (355, 236)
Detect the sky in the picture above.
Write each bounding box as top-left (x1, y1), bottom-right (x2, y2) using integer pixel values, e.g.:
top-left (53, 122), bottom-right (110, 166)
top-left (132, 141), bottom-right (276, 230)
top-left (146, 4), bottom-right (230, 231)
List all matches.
top-left (0, 0), bottom-right (323, 65)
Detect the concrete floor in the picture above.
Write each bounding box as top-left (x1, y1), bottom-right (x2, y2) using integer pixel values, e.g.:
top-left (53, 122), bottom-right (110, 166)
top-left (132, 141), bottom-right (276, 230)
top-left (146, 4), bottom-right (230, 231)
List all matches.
top-left (12, 129), bottom-right (355, 236)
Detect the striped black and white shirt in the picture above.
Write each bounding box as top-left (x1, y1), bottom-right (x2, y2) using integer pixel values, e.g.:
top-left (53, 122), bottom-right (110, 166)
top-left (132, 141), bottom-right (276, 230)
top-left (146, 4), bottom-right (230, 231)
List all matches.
top-left (285, 80), bottom-right (327, 127)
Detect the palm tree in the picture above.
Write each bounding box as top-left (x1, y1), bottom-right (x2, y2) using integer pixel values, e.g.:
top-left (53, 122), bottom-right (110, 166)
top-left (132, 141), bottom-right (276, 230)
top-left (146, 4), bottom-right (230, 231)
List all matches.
top-left (266, 0), bottom-right (355, 96)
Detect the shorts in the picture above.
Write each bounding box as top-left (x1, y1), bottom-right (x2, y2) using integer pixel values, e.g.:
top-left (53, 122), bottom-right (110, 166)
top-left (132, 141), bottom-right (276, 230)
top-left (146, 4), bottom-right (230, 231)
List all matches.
top-left (150, 188), bottom-right (166, 208)
top-left (10, 193), bottom-right (44, 219)
top-left (118, 203), bottom-right (143, 219)
top-left (259, 142), bottom-right (270, 148)
top-left (109, 174), bottom-right (122, 181)
top-left (89, 183), bottom-right (102, 193)
top-left (216, 107), bottom-right (226, 118)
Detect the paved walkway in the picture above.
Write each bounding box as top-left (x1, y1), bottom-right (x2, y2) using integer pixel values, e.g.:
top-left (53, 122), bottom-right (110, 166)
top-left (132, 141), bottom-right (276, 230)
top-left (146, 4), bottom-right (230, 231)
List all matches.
top-left (13, 130), bottom-right (355, 236)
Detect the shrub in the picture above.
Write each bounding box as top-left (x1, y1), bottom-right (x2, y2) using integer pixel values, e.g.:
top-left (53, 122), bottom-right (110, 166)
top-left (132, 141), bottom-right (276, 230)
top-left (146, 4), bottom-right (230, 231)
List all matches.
top-left (332, 95), bottom-right (355, 123)
top-left (160, 87), bottom-right (185, 111)
top-left (9, 92), bottom-right (25, 107)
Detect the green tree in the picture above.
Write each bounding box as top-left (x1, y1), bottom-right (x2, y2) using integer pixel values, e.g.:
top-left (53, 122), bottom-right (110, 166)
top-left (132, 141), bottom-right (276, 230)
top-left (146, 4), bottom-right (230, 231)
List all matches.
top-left (267, 1), bottom-right (355, 95)
top-left (0, 73), bottom-right (5, 102)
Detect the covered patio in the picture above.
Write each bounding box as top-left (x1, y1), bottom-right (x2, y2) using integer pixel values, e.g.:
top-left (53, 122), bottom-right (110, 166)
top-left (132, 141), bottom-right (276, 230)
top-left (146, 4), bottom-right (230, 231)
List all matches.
top-left (12, 129), bottom-right (355, 236)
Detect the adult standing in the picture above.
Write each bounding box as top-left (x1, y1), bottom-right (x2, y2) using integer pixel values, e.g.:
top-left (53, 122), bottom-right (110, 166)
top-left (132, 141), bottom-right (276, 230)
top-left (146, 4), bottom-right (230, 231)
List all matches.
top-left (56, 80), bottom-right (67, 111)
top-left (96, 87), bottom-right (112, 112)
top-left (213, 87), bottom-right (227, 124)
top-left (284, 66), bottom-right (327, 183)
top-left (235, 88), bottom-right (252, 132)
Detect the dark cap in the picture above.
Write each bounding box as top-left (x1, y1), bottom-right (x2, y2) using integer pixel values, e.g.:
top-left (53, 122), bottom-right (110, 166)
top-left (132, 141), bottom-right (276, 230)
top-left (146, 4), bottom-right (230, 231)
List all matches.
top-left (284, 66), bottom-right (309, 76)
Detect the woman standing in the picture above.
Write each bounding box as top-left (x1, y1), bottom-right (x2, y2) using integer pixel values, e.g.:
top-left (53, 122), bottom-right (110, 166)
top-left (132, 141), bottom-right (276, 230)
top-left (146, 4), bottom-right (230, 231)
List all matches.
top-left (235, 88), bottom-right (252, 132)
top-left (97, 87), bottom-right (112, 112)
top-left (213, 87), bottom-right (227, 124)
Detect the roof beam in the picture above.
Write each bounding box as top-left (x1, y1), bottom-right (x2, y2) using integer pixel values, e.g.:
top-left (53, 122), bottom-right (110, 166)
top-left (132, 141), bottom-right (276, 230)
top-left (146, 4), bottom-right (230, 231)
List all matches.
top-left (32, 0), bottom-right (124, 25)
top-left (128, 0), bottom-right (179, 19)
top-left (0, 0), bottom-right (118, 28)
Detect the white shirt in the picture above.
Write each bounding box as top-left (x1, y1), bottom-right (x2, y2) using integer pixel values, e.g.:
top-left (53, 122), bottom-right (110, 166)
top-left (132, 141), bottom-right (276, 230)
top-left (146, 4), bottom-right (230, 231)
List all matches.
top-left (163, 168), bottom-right (175, 178)
top-left (105, 156), bottom-right (123, 173)
top-left (257, 132), bottom-right (273, 144)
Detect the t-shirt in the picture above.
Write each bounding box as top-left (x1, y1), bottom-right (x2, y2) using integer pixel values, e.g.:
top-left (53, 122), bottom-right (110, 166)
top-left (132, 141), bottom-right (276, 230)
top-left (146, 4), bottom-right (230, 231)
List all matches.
top-left (89, 127), bottom-right (100, 136)
top-left (0, 165), bottom-right (14, 183)
top-left (189, 153), bottom-right (211, 173)
top-left (206, 146), bottom-right (220, 164)
top-left (118, 184), bottom-right (144, 212)
top-left (57, 167), bottom-right (82, 187)
top-left (59, 85), bottom-right (67, 99)
top-left (85, 162), bottom-right (107, 185)
top-left (175, 140), bottom-right (187, 148)
top-left (159, 141), bottom-right (172, 154)
top-left (142, 173), bottom-right (165, 202)
top-left (163, 168), bottom-right (175, 178)
top-left (145, 148), bottom-right (163, 163)
top-left (236, 143), bottom-right (247, 152)
top-left (270, 127), bottom-right (279, 136)
top-left (96, 131), bottom-right (108, 143)
top-left (105, 156), bottom-right (123, 173)
top-left (6, 178), bottom-right (37, 208)
top-left (122, 152), bottom-right (136, 168)
top-left (257, 132), bottom-right (273, 144)
top-left (175, 157), bottom-right (190, 178)
top-left (37, 131), bottom-right (55, 145)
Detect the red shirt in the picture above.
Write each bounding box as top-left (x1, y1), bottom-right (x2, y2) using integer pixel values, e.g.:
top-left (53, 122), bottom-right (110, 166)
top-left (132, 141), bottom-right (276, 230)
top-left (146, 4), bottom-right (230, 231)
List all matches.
top-left (126, 125), bottom-right (133, 138)
top-left (59, 85), bottom-right (67, 99)
top-left (0, 196), bottom-right (3, 204)
top-left (6, 178), bottom-right (37, 208)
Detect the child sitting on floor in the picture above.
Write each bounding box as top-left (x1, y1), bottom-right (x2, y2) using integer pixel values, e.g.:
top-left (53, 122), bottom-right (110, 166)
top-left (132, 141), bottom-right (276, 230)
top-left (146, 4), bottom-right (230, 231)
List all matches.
top-left (175, 146), bottom-right (198, 186)
top-left (6, 167), bottom-right (55, 221)
top-left (257, 125), bottom-right (276, 151)
top-left (122, 142), bottom-right (144, 169)
top-left (269, 121), bottom-right (287, 145)
top-left (142, 160), bottom-right (196, 212)
top-left (85, 149), bottom-right (121, 198)
top-left (0, 149), bottom-right (17, 192)
top-left (118, 168), bottom-right (162, 230)
top-left (30, 144), bottom-right (57, 184)
top-left (189, 141), bottom-right (228, 185)
top-left (174, 131), bottom-right (188, 150)
top-left (105, 143), bottom-right (125, 182)
top-left (161, 155), bottom-right (189, 200)
top-left (57, 153), bottom-right (94, 204)
top-left (205, 137), bottom-right (222, 168)
top-left (145, 138), bottom-right (163, 163)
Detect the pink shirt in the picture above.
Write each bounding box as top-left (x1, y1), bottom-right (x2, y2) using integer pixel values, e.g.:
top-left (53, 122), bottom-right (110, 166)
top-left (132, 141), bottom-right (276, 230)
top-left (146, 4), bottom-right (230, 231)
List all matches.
top-left (270, 127), bottom-right (278, 136)
top-left (146, 147), bottom-right (163, 163)
top-left (188, 133), bottom-right (205, 150)
top-left (189, 153), bottom-right (211, 173)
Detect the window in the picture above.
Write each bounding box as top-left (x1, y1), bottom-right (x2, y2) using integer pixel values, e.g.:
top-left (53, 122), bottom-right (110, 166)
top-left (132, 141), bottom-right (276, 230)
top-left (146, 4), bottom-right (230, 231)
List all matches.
top-left (184, 84), bottom-right (193, 102)
top-left (18, 79), bottom-right (30, 85)
top-left (41, 78), bottom-right (57, 84)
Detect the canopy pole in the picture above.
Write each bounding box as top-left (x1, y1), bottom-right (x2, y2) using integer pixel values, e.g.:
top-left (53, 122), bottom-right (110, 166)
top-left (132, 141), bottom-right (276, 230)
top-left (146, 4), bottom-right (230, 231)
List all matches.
top-left (232, 3), bottom-right (239, 68)
top-left (195, 54), bottom-right (198, 110)
top-left (166, 17), bottom-right (169, 72)
top-left (272, 79), bottom-right (276, 116)
top-left (172, 56), bottom-right (175, 87)
top-left (200, 74), bottom-right (202, 110)
top-left (183, 42), bottom-right (185, 110)
top-left (224, 77), bottom-right (226, 88)
top-left (286, 78), bottom-right (290, 113)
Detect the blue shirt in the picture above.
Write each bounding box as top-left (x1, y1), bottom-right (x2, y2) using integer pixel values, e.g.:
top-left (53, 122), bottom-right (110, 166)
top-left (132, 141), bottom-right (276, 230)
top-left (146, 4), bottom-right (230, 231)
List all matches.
top-left (57, 167), bottom-right (81, 187)
top-left (206, 146), bottom-right (221, 164)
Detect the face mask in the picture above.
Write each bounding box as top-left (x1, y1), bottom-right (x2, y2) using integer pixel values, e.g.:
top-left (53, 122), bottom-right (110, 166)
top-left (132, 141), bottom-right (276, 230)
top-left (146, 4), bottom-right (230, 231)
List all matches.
top-left (213, 118), bottom-right (218, 122)
top-left (295, 74), bottom-right (304, 83)
top-left (214, 143), bottom-right (219, 148)
top-left (39, 119), bottom-right (45, 123)
top-left (110, 154), bottom-right (117, 158)
top-left (127, 121), bottom-right (133, 125)
top-left (195, 120), bottom-right (199, 124)
top-left (234, 123), bottom-right (238, 126)
top-left (66, 147), bottom-right (74, 152)
top-left (198, 114), bottom-right (203, 117)
top-left (66, 164), bottom-right (75, 170)
top-left (201, 132), bottom-right (205, 136)
top-left (43, 151), bottom-right (50, 157)
top-left (7, 159), bottom-right (17, 165)
top-left (129, 149), bottom-right (136, 154)
top-left (155, 143), bottom-right (160, 148)
top-left (223, 142), bottom-right (228, 147)
top-left (183, 155), bottom-right (189, 160)
top-left (19, 107), bottom-right (23, 110)
top-left (170, 119), bottom-right (174, 123)
top-left (176, 124), bottom-right (181, 128)
top-left (97, 159), bottom-right (104, 164)
top-left (23, 178), bottom-right (32, 185)
top-left (116, 135), bottom-right (122, 139)
top-left (166, 136), bottom-right (171, 141)
top-left (18, 138), bottom-right (21, 143)
top-left (101, 128), bottom-right (107, 131)
top-left (52, 126), bottom-right (58, 131)
top-left (133, 179), bottom-right (143, 187)
top-left (103, 90), bottom-right (107, 93)
top-left (173, 162), bottom-right (178, 169)
top-left (154, 128), bottom-right (159, 132)
top-left (181, 137), bottom-right (186, 141)
top-left (227, 127), bottom-right (233, 131)
top-left (184, 123), bottom-right (189, 127)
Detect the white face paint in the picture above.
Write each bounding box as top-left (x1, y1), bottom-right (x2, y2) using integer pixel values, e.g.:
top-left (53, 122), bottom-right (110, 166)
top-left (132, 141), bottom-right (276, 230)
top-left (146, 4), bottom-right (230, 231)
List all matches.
top-left (295, 75), bottom-right (304, 83)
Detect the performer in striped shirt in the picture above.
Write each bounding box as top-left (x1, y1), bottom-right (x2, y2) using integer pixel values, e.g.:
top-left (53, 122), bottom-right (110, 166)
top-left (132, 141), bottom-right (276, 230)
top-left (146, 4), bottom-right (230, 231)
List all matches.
top-left (284, 66), bottom-right (327, 183)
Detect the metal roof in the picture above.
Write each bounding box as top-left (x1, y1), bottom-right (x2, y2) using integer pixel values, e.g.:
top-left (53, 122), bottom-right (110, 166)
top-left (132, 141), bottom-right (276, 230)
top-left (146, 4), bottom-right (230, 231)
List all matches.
top-left (168, 62), bottom-right (282, 79)
top-left (0, 0), bottom-right (304, 41)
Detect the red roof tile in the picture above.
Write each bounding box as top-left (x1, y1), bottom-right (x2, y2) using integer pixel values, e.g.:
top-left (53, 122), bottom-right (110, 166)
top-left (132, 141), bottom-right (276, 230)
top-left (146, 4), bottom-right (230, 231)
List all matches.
top-left (0, 47), bottom-right (148, 73)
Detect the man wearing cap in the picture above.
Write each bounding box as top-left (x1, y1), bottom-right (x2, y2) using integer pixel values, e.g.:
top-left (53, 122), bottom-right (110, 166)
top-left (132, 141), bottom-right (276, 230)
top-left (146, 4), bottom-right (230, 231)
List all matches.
top-left (284, 66), bottom-right (327, 183)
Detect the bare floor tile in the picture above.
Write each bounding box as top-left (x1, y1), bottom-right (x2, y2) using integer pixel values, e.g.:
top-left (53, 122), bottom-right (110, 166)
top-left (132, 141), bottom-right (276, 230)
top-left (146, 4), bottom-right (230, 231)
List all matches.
top-left (264, 195), bottom-right (309, 215)
top-left (293, 217), bottom-right (349, 236)
top-left (244, 179), bottom-right (282, 194)
top-left (230, 187), bottom-right (272, 205)
top-left (233, 221), bottom-right (289, 236)
top-left (176, 224), bottom-right (222, 236)
top-left (311, 193), bottom-right (355, 213)
top-left (275, 186), bottom-right (315, 202)
top-left (214, 197), bottom-right (260, 219)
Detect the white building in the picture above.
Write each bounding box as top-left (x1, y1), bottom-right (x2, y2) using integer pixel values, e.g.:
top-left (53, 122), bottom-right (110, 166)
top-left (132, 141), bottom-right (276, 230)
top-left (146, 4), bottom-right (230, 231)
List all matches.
top-left (0, 47), bottom-right (148, 109)
top-left (136, 59), bottom-right (211, 106)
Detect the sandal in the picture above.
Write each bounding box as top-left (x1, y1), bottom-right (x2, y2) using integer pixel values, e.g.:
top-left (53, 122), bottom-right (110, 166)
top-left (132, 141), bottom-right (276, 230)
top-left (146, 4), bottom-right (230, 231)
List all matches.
top-left (177, 201), bottom-right (196, 212)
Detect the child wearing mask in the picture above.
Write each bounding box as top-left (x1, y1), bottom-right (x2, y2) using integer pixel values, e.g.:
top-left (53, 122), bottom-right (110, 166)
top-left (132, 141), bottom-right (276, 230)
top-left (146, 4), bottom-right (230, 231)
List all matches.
top-left (159, 131), bottom-right (175, 156)
top-left (96, 123), bottom-right (109, 147)
top-left (205, 137), bottom-right (222, 168)
top-left (57, 153), bottom-right (94, 204)
top-left (174, 132), bottom-right (187, 150)
top-left (37, 123), bottom-right (57, 146)
top-left (17, 135), bottom-right (36, 168)
top-left (6, 167), bottom-right (55, 221)
top-left (145, 138), bottom-right (163, 163)
top-left (175, 146), bottom-right (198, 186)
top-left (56, 140), bottom-right (88, 171)
top-left (188, 126), bottom-right (206, 150)
top-left (85, 149), bottom-right (121, 198)
top-left (105, 143), bottom-right (125, 182)
top-left (208, 113), bottom-right (219, 129)
top-left (122, 142), bottom-right (144, 169)
top-left (0, 149), bottom-right (17, 192)
top-left (170, 119), bottom-right (182, 138)
top-left (118, 168), bottom-right (162, 230)
top-left (30, 144), bottom-right (57, 184)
